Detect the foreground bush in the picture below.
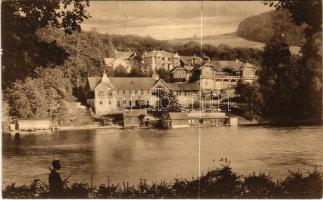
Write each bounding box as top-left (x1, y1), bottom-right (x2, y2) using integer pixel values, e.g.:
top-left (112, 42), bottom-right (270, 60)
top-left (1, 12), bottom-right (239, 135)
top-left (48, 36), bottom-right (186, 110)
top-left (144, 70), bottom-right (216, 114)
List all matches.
top-left (3, 166), bottom-right (322, 199)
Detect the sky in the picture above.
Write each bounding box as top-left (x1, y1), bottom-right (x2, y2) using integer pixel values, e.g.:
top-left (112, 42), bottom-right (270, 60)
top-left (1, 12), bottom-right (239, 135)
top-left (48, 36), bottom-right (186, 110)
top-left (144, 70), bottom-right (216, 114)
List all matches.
top-left (81, 1), bottom-right (274, 40)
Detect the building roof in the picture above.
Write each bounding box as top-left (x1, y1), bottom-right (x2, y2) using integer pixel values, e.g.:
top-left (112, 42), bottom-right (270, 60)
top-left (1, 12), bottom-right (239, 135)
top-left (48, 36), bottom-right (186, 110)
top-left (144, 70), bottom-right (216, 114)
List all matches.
top-left (210, 60), bottom-right (244, 71)
top-left (123, 109), bottom-right (147, 117)
top-left (167, 82), bottom-right (200, 91)
top-left (87, 76), bottom-right (157, 91)
top-left (170, 66), bottom-right (187, 73)
top-left (143, 50), bottom-right (178, 58)
top-left (168, 112), bottom-right (189, 120)
top-left (116, 51), bottom-right (136, 60)
top-left (104, 58), bottom-right (115, 66)
top-left (88, 77), bottom-right (102, 90)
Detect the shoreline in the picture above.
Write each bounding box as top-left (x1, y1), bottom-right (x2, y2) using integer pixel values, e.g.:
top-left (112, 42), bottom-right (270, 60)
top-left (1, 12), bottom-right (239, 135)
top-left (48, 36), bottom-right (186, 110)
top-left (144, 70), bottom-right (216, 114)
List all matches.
top-left (4, 121), bottom-right (322, 135)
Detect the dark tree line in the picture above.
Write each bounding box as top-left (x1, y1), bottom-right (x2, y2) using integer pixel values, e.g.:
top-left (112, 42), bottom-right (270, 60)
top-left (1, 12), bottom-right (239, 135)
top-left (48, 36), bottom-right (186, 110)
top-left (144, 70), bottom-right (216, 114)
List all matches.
top-left (236, 0), bottom-right (322, 124)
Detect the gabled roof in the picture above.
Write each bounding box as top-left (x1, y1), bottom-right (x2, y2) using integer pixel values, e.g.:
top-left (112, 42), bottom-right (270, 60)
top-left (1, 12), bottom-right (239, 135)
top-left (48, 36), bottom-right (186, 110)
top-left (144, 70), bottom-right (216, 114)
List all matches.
top-left (240, 62), bottom-right (257, 71)
top-left (104, 58), bottom-right (115, 66)
top-left (210, 60), bottom-right (244, 71)
top-left (88, 77), bottom-right (102, 90)
top-left (170, 66), bottom-right (186, 73)
top-left (116, 51), bottom-right (136, 60)
top-left (167, 82), bottom-right (200, 91)
top-left (168, 112), bottom-right (189, 120)
top-left (87, 76), bottom-right (157, 91)
top-left (110, 77), bottom-right (156, 91)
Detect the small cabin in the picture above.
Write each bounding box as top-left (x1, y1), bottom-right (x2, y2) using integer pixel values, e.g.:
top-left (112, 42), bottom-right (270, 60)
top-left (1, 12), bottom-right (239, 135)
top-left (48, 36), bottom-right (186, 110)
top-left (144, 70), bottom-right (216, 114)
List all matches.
top-left (123, 109), bottom-right (147, 128)
top-left (162, 112), bottom-right (189, 128)
top-left (16, 120), bottom-right (52, 131)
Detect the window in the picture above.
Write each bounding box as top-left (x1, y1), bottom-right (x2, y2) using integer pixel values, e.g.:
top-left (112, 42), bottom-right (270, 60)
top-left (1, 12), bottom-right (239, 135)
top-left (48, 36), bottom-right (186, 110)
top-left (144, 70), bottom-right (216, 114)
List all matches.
top-left (108, 100), bottom-right (111, 105)
top-left (108, 91), bottom-right (112, 98)
top-left (99, 100), bottom-right (103, 105)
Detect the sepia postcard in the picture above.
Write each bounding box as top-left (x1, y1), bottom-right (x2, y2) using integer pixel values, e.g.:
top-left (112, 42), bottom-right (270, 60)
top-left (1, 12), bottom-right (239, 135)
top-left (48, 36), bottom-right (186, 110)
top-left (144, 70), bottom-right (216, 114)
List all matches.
top-left (1, 0), bottom-right (322, 199)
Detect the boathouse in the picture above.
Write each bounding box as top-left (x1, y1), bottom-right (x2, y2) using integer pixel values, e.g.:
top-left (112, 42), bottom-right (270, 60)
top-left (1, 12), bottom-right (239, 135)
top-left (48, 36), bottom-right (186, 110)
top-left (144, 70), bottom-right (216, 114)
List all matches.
top-left (16, 120), bottom-right (52, 131)
top-left (123, 109), bottom-right (147, 127)
top-left (187, 111), bottom-right (230, 127)
top-left (162, 112), bottom-right (190, 128)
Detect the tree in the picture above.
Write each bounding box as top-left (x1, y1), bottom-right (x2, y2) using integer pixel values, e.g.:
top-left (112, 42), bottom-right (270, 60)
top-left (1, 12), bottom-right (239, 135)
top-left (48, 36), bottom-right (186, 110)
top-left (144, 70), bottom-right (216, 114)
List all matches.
top-left (154, 89), bottom-right (182, 118)
top-left (156, 69), bottom-right (171, 82)
top-left (130, 66), bottom-right (145, 77)
top-left (6, 68), bottom-right (74, 120)
top-left (264, 0), bottom-right (321, 37)
top-left (265, 0), bottom-right (322, 123)
top-left (113, 66), bottom-right (128, 77)
top-left (235, 81), bottom-right (264, 120)
top-left (259, 37), bottom-right (300, 123)
top-left (1, 0), bottom-right (90, 88)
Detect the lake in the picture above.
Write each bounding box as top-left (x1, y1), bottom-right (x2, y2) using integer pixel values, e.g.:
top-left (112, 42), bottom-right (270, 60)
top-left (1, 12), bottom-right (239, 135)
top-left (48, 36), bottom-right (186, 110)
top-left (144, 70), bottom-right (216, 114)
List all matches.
top-left (2, 126), bottom-right (323, 186)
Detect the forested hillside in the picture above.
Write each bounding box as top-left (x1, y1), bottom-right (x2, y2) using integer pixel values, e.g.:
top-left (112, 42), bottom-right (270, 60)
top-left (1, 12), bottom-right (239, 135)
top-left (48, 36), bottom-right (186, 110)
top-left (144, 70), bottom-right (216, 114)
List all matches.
top-left (237, 10), bottom-right (305, 46)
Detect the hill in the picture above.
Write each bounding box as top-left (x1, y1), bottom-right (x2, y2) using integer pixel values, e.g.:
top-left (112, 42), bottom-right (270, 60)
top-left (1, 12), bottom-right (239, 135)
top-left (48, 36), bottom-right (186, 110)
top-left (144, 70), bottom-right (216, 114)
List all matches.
top-left (169, 33), bottom-right (300, 55)
top-left (237, 10), bottom-right (305, 46)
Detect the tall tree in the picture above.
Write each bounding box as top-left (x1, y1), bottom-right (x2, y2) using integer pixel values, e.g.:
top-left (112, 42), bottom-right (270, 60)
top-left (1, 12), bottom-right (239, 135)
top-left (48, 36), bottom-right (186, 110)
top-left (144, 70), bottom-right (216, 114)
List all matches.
top-left (259, 37), bottom-right (300, 123)
top-left (265, 0), bottom-right (322, 123)
top-left (1, 0), bottom-right (90, 88)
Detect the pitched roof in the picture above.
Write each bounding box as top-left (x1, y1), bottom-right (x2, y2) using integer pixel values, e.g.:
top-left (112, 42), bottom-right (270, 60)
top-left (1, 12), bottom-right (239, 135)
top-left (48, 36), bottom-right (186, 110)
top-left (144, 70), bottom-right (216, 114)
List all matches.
top-left (88, 77), bottom-right (101, 90)
top-left (168, 112), bottom-right (189, 120)
top-left (170, 66), bottom-right (186, 73)
top-left (87, 76), bottom-right (157, 91)
top-left (210, 60), bottom-right (244, 71)
top-left (116, 51), bottom-right (136, 60)
top-left (104, 58), bottom-right (115, 66)
top-left (167, 82), bottom-right (200, 91)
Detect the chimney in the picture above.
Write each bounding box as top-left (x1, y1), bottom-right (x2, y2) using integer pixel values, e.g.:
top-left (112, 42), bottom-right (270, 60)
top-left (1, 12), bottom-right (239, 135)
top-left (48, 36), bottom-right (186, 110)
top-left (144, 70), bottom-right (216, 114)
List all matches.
top-left (101, 70), bottom-right (110, 83)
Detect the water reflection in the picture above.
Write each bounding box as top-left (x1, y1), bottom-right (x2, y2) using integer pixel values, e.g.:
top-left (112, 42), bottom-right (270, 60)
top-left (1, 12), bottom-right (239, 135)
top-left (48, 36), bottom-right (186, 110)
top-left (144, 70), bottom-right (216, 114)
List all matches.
top-left (2, 126), bottom-right (323, 186)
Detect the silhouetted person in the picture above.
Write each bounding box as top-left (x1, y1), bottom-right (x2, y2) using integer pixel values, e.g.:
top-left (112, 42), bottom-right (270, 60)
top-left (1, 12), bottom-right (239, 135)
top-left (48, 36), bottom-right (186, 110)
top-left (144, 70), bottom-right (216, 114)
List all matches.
top-left (49, 160), bottom-right (64, 198)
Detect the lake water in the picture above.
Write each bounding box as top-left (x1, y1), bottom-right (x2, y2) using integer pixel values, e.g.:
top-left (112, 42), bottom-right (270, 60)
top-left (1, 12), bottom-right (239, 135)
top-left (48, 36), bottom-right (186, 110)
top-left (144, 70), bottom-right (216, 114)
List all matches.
top-left (2, 126), bottom-right (323, 186)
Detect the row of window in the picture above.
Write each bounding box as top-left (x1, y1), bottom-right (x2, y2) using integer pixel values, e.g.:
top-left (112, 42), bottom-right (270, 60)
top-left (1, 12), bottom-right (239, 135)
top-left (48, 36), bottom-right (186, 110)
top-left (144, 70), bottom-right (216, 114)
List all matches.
top-left (99, 100), bottom-right (151, 107)
top-left (174, 91), bottom-right (197, 96)
top-left (156, 57), bottom-right (179, 61)
top-left (95, 90), bottom-right (151, 96)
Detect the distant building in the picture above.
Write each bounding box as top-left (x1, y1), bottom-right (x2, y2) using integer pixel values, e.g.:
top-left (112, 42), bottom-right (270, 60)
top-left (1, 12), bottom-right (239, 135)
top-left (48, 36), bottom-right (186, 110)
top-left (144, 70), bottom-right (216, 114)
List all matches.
top-left (142, 50), bottom-right (181, 73)
top-left (162, 112), bottom-right (190, 128)
top-left (16, 120), bottom-right (52, 131)
top-left (169, 66), bottom-right (189, 82)
top-left (104, 50), bottom-right (137, 73)
top-left (192, 60), bottom-right (257, 91)
top-left (123, 109), bottom-right (147, 127)
top-left (180, 55), bottom-right (203, 71)
top-left (85, 72), bottom-right (158, 116)
top-left (152, 79), bottom-right (200, 107)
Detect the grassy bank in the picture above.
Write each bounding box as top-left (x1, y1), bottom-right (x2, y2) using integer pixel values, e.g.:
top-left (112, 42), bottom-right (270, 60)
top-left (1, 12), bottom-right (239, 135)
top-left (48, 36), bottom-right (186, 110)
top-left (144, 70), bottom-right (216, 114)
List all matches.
top-left (3, 165), bottom-right (322, 199)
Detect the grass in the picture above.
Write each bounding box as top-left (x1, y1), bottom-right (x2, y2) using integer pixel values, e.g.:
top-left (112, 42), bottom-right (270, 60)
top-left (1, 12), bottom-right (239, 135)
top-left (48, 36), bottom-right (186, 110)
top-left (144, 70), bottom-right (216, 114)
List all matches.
top-left (3, 163), bottom-right (322, 199)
